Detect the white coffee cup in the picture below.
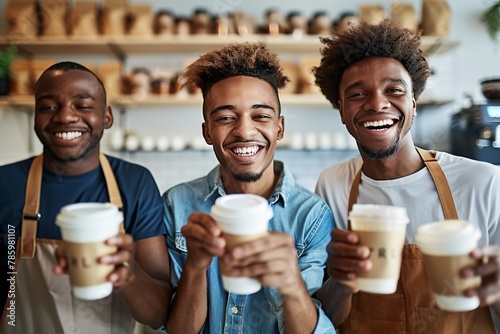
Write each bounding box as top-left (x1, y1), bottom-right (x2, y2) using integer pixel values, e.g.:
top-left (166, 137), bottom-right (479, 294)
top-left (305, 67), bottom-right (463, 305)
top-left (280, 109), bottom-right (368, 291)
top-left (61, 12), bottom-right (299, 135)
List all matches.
top-left (56, 203), bottom-right (123, 300)
top-left (210, 194), bottom-right (273, 295)
top-left (415, 220), bottom-right (481, 311)
top-left (349, 204), bottom-right (409, 294)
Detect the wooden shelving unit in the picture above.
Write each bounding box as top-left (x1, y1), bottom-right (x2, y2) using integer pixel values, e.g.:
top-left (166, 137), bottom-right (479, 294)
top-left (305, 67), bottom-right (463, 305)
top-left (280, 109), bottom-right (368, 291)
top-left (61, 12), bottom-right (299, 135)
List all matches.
top-left (0, 34), bottom-right (459, 110)
top-left (0, 94), bottom-right (455, 110)
top-left (0, 34), bottom-right (459, 58)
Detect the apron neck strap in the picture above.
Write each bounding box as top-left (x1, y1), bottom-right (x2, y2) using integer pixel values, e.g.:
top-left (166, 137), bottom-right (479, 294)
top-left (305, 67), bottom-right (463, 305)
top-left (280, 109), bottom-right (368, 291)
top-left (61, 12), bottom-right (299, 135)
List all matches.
top-left (347, 168), bottom-right (363, 230)
top-left (347, 147), bottom-right (458, 230)
top-left (99, 154), bottom-right (123, 209)
top-left (415, 147), bottom-right (458, 220)
top-left (21, 153), bottom-right (123, 258)
top-left (21, 155), bottom-right (43, 258)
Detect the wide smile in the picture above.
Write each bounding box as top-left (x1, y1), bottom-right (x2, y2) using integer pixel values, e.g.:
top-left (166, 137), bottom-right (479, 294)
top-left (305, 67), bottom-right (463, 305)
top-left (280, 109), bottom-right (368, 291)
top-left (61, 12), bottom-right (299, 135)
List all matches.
top-left (231, 145), bottom-right (261, 157)
top-left (54, 131), bottom-right (83, 140)
top-left (361, 118), bottom-right (397, 131)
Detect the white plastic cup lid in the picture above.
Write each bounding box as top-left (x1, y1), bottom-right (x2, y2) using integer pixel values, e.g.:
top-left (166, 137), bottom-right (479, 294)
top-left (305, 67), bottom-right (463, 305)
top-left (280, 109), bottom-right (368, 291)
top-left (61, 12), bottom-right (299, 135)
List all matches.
top-left (211, 194), bottom-right (273, 235)
top-left (415, 220), bottom-right (481, 254)
top-left (56, 203), bottom-right (122, 229)
top-left (211, 194), bottom-right (273, 221)
top-left (349, 204), bottom-right (409, 223)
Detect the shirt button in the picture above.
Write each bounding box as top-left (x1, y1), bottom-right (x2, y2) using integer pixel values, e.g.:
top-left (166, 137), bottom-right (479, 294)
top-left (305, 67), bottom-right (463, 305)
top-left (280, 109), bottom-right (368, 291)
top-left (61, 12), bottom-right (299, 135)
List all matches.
top-left (231, 306), bottom-right (239, 314)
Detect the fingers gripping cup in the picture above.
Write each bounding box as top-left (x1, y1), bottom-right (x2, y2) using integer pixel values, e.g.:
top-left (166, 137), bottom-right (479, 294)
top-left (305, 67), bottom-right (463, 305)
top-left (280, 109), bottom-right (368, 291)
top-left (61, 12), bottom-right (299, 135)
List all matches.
top-left (211, 194), bottom-right (273, 295)
top-left (415, 220), bottom-right (481, 311)
top-left (349, 204), bottom-right (409, 294)
top-left (56, 203), bottom-right (123, 300)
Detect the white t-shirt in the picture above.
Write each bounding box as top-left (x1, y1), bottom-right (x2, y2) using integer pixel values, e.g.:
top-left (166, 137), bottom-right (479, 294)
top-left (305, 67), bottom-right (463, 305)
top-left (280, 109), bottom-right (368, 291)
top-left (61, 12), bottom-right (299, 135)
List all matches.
top-left (315, 151), bottom-right (500, 246)
top-left (315, 151), bottom-right (500, 329)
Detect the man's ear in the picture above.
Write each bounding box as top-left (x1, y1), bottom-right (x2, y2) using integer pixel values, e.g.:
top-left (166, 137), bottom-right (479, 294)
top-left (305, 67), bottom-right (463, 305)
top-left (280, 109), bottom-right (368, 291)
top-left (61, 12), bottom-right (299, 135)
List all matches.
top-left (202, 122), bottom-right (213, 145)
top-left (104, 106), bottom-right (113, 129)
top-left (277, 115), bottom-right (284, 140)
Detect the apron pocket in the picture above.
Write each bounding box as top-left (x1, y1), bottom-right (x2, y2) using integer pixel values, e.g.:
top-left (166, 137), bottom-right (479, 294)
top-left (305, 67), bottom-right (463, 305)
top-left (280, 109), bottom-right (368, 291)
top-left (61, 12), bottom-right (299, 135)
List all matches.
top-left (350, 292), bottom-right (406, 334)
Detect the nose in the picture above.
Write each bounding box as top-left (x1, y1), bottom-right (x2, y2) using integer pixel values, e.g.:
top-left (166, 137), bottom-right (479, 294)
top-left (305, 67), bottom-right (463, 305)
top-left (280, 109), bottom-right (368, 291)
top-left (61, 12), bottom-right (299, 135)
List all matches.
top-left (363, 91), bottom-right (391, 112)
top-left (232, 116), bottom-right (257, 139)
top-left (53, 104), bottom-right (79, 123)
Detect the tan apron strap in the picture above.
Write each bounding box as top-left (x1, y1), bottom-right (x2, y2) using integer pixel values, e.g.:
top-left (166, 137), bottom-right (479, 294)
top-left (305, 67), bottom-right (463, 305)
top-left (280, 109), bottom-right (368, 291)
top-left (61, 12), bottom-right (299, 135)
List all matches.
top-left (21, 154), bottom-right (124, 259)
top-left (21, 155), bottom-right (43, 258)
top-left (99, 154), bottom-right (122, 209)
top-left (99, 154), bottom-right (125, 233)
top-left (416, 147), bottom-right (458, 220)
top-left (347, 168), bottom-right (363, 231)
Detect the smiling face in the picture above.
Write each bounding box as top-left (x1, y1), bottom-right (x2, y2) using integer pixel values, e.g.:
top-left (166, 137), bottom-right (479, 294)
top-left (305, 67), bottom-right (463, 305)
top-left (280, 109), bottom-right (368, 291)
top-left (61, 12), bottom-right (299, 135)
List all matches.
top-left (202, 76), bottom-right (284, 190)
top-left (338, 57), bottom-right (416, 160)
top-left (34, 69), bottom-right (112, 173)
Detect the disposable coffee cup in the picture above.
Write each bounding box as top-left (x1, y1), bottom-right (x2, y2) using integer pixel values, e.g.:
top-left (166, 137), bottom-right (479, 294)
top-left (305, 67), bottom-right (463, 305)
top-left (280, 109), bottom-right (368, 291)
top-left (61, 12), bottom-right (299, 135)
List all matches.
top-left (349, 204), bottom-right (409, 294)
top-left (56, 202), bottom-right (123, 300)
top-left (210, 194), bottom-right (273, 295)
top-left (415, 220), bottom-right (481, 311)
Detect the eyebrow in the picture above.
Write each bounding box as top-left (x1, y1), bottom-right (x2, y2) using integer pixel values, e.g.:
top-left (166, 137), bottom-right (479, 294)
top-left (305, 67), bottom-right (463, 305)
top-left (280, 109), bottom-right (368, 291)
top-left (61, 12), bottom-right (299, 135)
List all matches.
top-left (208, 103), bottom-right (276, 116)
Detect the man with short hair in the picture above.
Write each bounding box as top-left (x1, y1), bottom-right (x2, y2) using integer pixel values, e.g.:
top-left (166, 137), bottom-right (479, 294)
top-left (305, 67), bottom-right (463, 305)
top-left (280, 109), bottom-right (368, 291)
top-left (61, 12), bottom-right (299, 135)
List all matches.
top-left (163, 43), bottom-right (335, 333)
top-left (0, 61), bottom-right (171, 333)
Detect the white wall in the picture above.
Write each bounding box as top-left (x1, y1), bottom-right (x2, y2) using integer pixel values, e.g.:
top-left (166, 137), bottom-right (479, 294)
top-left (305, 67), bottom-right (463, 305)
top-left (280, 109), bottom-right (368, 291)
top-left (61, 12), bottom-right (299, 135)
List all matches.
top-left (1, 0), bottom-right (499, 192)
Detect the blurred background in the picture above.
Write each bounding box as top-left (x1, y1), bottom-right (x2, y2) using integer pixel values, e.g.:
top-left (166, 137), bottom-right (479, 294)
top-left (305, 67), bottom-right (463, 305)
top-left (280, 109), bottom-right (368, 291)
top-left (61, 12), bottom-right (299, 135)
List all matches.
top-left (0, 0), bottom-right (499, 194)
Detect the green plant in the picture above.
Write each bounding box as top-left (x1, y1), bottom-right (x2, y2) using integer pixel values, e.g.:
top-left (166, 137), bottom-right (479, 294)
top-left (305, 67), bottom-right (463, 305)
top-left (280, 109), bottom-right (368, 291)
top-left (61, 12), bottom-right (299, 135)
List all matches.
top-left (0, 45), bottom-right (17, 78)
top-left (481, 0), bottom-right (500, 45)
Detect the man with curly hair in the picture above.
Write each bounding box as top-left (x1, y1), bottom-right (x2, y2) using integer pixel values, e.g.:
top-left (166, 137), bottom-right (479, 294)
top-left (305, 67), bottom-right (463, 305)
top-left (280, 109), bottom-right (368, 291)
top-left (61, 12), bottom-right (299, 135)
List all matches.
top-left (313, 19), bottom-right (500, 333)
top-left (162, 43), bottom-right (335, 333)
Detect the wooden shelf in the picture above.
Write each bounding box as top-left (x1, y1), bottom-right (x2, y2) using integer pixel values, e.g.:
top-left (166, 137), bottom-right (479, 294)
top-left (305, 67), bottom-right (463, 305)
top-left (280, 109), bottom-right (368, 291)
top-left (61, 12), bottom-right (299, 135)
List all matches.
top-left (0, 94), bottom-right (455, 110)
top-left (0, 34), bottom-right (459, 57)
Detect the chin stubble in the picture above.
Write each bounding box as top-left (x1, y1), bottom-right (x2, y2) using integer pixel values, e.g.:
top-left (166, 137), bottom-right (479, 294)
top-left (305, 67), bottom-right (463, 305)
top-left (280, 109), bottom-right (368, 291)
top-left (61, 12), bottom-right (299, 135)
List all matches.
top-left (232, 172), bottom-right (263, 183)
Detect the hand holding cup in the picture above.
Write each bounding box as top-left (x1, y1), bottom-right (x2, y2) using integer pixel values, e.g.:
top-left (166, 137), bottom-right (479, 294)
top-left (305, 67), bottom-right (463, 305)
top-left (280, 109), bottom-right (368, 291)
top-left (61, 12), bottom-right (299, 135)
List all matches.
top-left (211, 194), bottom-right (273, 295)
top-left (180, 212), bottom-right (226, 271)
top-left (325, 228), bottom-right (372, 294)
top-left (55, 203), bottom-right (126, 300)
top-left (222, 231), bottom-right (303, 297)
top-left (415, 220), bottom-right (482, 311)
top-left (460, 245), bottom-right (500, 312)
top-left (54, 233), bottom-right (135, 287)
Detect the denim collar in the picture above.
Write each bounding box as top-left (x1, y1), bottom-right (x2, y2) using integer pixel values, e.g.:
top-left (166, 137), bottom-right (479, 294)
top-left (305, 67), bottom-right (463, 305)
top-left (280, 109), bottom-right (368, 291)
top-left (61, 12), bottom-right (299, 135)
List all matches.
top-left (203, 160), bottom-right (294, 207)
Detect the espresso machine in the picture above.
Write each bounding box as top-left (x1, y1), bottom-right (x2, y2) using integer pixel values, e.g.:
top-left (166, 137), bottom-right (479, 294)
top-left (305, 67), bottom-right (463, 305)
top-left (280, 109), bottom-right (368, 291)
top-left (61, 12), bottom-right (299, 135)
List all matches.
top-left (450, 101), bottom-right (500, 165)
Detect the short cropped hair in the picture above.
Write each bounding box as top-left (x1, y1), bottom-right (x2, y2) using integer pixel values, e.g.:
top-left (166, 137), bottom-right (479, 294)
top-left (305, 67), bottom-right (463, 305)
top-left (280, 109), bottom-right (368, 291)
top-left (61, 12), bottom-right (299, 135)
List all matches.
top-left (313, 19), bottom-right (430, 109)
top-left (36, 61), bottom-right (107, 102)
top-left (182, 42), bottom-right (289, 98)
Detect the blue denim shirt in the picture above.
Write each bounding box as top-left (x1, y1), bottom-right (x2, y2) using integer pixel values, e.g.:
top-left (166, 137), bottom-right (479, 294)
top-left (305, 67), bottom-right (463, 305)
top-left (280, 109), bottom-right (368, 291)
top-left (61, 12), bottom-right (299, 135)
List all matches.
top-left (163, 161), bottom-right (335, 333)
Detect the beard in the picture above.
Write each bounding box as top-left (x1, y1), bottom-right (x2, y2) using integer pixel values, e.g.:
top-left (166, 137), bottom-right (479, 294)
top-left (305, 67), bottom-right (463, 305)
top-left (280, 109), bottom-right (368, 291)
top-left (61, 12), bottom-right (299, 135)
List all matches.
top-left (44, 133), bottom-right (101, 162)
top-left (360, 142), bottom-right (399, 160)
top-left (232, 171), bottom-right (264, 183)
top-left (359, 119), bottom-right (409, 160)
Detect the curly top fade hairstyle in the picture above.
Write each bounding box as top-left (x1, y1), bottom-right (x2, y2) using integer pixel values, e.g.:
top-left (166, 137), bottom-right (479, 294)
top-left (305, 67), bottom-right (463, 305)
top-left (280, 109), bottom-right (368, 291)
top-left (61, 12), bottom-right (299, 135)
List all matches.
top-left (181, 42), bottom-right (289, 97)
top-left (313, 19), bottom-right (430, 109)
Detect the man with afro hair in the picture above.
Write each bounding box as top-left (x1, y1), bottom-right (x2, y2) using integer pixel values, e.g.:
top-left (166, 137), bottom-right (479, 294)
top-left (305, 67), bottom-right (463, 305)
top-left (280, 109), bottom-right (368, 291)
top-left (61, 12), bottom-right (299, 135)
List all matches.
top-left (313, 19), bottom-right (500, 333)
top-left (162, 42), bottom-right (335, 333)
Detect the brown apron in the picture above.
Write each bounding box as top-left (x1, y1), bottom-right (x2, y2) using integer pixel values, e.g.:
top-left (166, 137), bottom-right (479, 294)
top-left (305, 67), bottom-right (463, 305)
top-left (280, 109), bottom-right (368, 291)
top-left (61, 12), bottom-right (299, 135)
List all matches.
top-left (339, 148), bottom-right (495, 334)
top-left (0, 154), bottom-right (136, 334)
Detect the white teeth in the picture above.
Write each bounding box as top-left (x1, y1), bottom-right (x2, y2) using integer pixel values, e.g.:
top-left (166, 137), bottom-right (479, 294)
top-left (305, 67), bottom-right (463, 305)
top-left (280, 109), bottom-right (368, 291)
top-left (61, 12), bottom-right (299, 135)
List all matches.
top-left (55, 131), bottom-right (83, 140)
top-left (362, 119), bottom-right (395, 128)
top-left (233, 146), bottom-right (259, 156)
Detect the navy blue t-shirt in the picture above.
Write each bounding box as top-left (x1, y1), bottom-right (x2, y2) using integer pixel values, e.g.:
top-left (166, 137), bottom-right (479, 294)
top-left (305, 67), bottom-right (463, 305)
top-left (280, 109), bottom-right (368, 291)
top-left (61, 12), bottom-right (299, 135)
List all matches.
top-left (0, 155), bottom-right (166, 311)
